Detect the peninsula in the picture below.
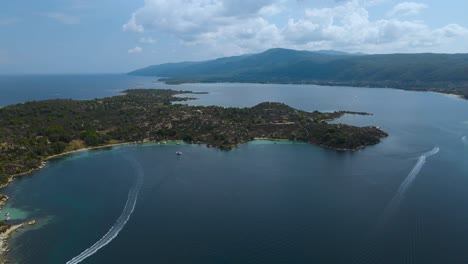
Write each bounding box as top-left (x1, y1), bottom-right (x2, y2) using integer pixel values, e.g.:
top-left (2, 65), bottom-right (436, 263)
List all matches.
top-left (0, 89), bottom-right (387, 183)
top-left (130, 48), bottom-right (468, 99)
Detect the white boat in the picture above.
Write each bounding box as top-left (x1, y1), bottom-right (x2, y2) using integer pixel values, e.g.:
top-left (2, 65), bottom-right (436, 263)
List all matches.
top-left (176, 151), bottom-right (183, 155)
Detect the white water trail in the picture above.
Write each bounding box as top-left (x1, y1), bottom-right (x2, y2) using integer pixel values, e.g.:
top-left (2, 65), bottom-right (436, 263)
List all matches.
top-left (462, 136), bottom-right (467, 145)
top-left (378, 147), bottom-right (439, 227)
top-left (66, 159), bottom-right (144, 264)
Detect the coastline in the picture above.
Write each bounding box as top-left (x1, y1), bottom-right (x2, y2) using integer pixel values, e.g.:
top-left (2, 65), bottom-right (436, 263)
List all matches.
top-left (0, 89), bottom-right (387, 190)
top-left (437, 92), bottom-right (464, 100)
top-left (0, 137), bottom-right (379, 262)
top-left (44, 142), bottom-right (135, 161)
top-left (1, 142), bottom-right (136, 187)
top-left (0, 97), bottom-right (388, 263)
top-left (0, 220), bottom-right (36, 264)
top-left (1, 133), bottom-right (375, 190)
top-left (0, 223), bottom-right (24, 263)
top-left (0, 141), bottom-right (138, 261)
top-left (160, 78), bottom-right (468, 100)
top-left (0, 139), bottom-right (190, 192)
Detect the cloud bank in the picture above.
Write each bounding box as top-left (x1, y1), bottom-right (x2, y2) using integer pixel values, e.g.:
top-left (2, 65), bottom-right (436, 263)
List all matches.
top-left (387, 2), bottom-right (428, 17)
top-left (123, 0), bottom-right (468, 55)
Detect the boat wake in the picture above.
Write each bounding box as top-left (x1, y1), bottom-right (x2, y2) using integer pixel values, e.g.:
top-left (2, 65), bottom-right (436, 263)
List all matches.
top-left (378, 147), bottom-right (439, 227)
top-left (462, 136), bottom-right (467, 145)
top-left (66, 158), bottom-right (144, 264)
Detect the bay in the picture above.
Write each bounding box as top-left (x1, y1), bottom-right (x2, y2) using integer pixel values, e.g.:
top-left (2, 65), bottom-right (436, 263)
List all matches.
top-left (1, 75), bottom-right (468, 263)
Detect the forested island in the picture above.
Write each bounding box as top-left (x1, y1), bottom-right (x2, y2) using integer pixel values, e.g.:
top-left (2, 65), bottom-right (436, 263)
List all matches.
top-left (0, 89), bottom-right (387, 183)
top-left (130, 48), bottom-right (468, 99)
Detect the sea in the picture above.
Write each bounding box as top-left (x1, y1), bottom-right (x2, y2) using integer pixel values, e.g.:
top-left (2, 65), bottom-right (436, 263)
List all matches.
top-left (1, 74), bottom-right (468, 263)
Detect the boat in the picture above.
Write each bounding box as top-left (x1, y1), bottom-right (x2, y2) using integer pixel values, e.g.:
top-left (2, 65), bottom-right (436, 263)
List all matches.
top-left (176, 151), bottom-right (183, 155)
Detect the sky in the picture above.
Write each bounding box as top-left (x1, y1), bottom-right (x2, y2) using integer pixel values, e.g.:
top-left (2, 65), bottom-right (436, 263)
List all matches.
top-left (1, 0), bottom-right (467, 74)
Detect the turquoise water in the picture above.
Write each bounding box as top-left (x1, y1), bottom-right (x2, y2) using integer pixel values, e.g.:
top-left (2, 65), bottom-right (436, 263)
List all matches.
top-left (1, 76), bottom-right (468, 263)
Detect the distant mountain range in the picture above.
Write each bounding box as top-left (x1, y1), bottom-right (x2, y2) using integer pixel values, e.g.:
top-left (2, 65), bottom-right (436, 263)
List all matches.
top-left (129, 48), bottom-right (468, 98)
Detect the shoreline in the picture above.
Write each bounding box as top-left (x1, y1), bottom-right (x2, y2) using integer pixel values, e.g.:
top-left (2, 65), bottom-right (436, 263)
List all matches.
top-left (1, 142), bottom-right (137, 187)
top-left (0, 132), bottom-right (384, 260)
top-left (0, 139), bottom-right (192, 192)
top-left (437, 92), bottom-right (464, 100)
top-left (160, 78), bottom-right (468, 100)
top-left (0, 141), bottom-right (138, 260)
top-left (0, 220), bottom-right (36, 264)
top-left (0, 103), bottom-right (388, 258)
top-left (0, 223), bottom-right (24, 261)
top-left (1, 134), bottom-right (372, 188)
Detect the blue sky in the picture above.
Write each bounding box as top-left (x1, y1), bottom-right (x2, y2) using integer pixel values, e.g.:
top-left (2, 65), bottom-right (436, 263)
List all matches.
top-left (1, 0), bottom-right (467, 74)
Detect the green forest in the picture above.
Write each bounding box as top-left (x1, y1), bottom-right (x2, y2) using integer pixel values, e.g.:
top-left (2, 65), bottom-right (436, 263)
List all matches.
top-left (130, 48), bottom-right (468, 98)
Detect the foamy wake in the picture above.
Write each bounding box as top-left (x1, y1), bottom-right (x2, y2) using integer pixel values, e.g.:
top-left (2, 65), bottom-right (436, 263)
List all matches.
top-left (378, 147), bottom-right (439, 226)
top-left (66, 159), bottom-right (144, 264)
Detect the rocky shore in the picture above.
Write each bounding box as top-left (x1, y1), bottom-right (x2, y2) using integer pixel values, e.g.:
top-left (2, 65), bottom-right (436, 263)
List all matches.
top-left (0, 210), bottom-right (36, 263)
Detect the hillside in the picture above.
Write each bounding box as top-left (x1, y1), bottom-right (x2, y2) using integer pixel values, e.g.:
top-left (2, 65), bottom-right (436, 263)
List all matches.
top-left (129, 48), bottom-right (468, 98)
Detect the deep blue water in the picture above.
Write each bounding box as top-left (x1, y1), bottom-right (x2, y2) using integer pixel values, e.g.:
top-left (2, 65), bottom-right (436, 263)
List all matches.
top-left (0, 74), bottom-right (159, 107)
top-left (1, 75), bottom-right (468, 263)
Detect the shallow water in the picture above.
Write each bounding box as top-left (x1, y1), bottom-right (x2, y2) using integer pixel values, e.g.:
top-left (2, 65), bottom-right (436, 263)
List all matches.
top-left (2, 76), bottom-right (468, 263)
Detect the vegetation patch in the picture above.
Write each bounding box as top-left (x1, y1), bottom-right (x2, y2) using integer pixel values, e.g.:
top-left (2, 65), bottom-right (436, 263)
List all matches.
top-left (0, 89), bottom-right (387, 181)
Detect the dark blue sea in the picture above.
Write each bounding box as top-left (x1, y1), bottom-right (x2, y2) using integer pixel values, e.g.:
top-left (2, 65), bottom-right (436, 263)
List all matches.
top-left (1, 74), bottom-right (468, 263)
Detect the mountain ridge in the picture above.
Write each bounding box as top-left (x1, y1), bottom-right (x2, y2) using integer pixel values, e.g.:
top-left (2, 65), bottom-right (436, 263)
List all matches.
top-left (129, 48), bottom-right (468, 98)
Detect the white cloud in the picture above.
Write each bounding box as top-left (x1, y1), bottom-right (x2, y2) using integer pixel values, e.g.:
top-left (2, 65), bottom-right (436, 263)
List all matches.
top-left (122, 0), bottom-right (281, 36)
top-left (123, 14), bottom-right (144, 33)
top-left (258, 4), bottom-right (283, 17)
top-left (128, 46), bottom-right (143, 54)
top-left (122, 0), bottom-right (283, 55)
top-left (123, 0), bottom-right (468, 55)
top-left (434, 24), bottom-right (468, 38)
top-left (139, 37), bottom-right (157, 44)
top-left (44, 12), bottom-right (80, 24)
top-left (335, 0), bottom-right (386, 6)
top-left (387, 2), bottom-right (428, 17)
top-left (284, 1), bottom-right (468, 53)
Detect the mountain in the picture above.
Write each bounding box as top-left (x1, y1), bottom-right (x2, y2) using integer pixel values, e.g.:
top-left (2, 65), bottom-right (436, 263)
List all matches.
top-left (129, 48), bottom-right (468, 98)
top-left (129, 49), bottom-right (358, 77)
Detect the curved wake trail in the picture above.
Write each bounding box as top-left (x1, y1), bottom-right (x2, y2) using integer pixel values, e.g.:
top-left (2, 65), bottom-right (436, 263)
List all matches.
top-left (66, 159), bottom-right (144, 264)
top-left (378, 147), bottom-right (439, 227)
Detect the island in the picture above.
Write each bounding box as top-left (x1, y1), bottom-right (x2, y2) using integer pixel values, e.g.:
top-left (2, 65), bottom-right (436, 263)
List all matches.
top-left (0, 89), bottom-right (387, 184)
